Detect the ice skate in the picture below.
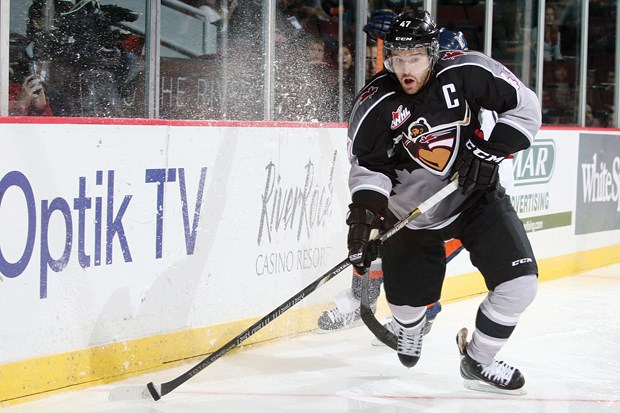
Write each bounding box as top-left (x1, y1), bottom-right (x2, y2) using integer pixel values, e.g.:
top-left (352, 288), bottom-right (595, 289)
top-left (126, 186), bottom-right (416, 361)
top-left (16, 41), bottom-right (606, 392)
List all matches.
top-left (456, 328), bottom-right (526, 395)
top-left (317, 289), bottom-right (375, 332)
top-left (372, 301), bottom-right (442, 346)
top-left (395, 317), bottom-right (425, 368)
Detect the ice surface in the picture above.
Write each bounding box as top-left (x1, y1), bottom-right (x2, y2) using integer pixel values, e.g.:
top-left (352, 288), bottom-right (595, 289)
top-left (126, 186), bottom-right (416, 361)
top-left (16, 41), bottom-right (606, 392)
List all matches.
top-left (3, 265), bottom-right (620, 412)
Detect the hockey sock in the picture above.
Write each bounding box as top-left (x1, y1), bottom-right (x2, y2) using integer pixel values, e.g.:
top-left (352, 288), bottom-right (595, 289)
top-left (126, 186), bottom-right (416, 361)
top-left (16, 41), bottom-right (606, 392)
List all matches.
top-left (388, 303), bottom-right (427, 327)
top-left (467, 275), bottom-right (538, 365)
top-left (351, 260), bottom-right (383, 304)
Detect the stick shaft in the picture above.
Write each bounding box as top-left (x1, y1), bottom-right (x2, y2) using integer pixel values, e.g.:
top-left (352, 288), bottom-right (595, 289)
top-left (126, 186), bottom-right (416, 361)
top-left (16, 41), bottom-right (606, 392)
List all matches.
top-left (156, 257), bottom-right (352, 397)
top-left (378, 180), bottom-right (458, 243)
top-left (153, 180), bottom-right (459, 398)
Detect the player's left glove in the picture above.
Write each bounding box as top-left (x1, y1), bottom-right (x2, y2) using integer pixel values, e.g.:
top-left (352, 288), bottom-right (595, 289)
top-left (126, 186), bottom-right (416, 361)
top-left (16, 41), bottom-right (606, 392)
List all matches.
top-left (363, 10), bottom-right (397, 41)
top-left (453, 136), bottom-right (507, 194)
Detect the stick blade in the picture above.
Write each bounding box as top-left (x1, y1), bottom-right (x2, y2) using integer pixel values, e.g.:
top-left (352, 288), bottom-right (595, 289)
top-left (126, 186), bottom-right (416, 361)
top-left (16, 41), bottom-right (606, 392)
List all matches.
top-left (108, 385), bottom-right (153, 401)
top-left (360, 304), bottom-right (397, 350)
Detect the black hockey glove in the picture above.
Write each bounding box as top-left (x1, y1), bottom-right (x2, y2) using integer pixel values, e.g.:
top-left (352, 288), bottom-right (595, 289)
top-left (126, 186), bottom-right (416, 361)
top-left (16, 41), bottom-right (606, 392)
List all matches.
top-left (454, 137), bottom-right (507, 194)
top-left (363, 10), bottom-right (397, 41)
top-left (346, 204), bottom-right (383, 273)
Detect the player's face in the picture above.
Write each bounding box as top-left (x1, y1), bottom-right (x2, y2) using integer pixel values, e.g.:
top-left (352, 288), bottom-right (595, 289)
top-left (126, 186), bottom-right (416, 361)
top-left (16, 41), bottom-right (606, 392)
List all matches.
top-left (340, 47), bottom-right (353, 70)
top-left (390, 49), bottom-right (432, 95)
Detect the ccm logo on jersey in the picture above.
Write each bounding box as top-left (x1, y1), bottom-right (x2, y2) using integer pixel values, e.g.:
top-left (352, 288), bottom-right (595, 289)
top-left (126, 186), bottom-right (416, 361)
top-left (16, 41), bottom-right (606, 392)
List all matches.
top-left (391, 105), bottom-right (411, 129)
top-left (512, 257), bottom-right (533, 266)
top-left (465, 139), bottom-right (505, 163)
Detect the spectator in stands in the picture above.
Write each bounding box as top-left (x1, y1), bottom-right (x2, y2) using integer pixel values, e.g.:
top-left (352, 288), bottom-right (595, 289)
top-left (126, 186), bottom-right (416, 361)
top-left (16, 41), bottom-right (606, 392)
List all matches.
top-left (52, 2), bottom-right (144, 117)
top-left (25, 0), bottom-right (58, 59)
top-left (308, 34), bottom-right (329, 66)
top-left (585, 103), bottom-right (602, 127)
top-left (533, 5), bottom-right (562, 61)
top-left (21, 1), bottom-right (76, 116)
top-left (330, 42), bottom-right (356, 117)
top-left (541, 88), bottom-right (558, 125)
top-left (557, 0), bottom-right (580, 57)
top-left (338, 43), bottom-right (355, 87)
top-left (274, 34), bottom-right (337, 121)
top-left (551, 63), bottom-right (572, 106)
top-left (38, 0), bottom-right (142, 117)
top-left (544, 5), bottom-right (562, 61)
top-left (304, 35), bottom-right (338, 120)
top-left (366, 41), bottom-right (378, 79)
top-left (8, 33), bottom-right (52, 116)
top-left (9, 72), bottom-right (52, 117)
top-left (492, 1), bottom-right (524, 64)
top-left (544, 62), bottom-right (575, 124)
top-left (600, 104), bottom-right (615, 127)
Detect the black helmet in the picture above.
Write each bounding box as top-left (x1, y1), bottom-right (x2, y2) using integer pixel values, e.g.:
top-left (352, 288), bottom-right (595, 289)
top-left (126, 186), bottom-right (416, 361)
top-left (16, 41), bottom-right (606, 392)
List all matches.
top-left (383, 11), bottom-right (440, 71)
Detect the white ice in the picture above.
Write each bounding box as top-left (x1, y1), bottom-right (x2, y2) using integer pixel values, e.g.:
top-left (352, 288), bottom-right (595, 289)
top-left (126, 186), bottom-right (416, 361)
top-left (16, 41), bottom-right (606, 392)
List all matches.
top-left (4, 264), bottom-right (620, 413)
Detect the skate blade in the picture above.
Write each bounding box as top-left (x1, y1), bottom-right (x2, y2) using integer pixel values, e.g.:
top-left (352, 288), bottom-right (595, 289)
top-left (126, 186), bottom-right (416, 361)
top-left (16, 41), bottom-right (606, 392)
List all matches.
top-left (463, 379), bottom-right (527, 396)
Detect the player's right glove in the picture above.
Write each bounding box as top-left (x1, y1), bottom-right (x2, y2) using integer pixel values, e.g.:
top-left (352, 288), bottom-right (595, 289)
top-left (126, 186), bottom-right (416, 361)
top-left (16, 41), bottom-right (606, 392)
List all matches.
top-left (453, 136), bottom-right (507, 194)
top-left (363, 10), bottom-right (397, 41)
top-left (346, 204), bottom-right (383, 273)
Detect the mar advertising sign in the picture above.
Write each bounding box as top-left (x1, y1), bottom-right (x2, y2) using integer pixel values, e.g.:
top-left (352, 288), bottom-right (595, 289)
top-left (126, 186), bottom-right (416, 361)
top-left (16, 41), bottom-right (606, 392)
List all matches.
top-left (511, 138), bottom-right (572, 233)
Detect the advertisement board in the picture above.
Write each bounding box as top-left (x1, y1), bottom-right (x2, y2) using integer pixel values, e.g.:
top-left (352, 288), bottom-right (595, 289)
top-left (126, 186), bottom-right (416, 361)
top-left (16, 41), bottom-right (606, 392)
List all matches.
top-left (575, 133), bottom-right (620, 234)
top-left (0, 123), bottom-right (350, 363)
top-left (1, 122), bottom-right (620, 403)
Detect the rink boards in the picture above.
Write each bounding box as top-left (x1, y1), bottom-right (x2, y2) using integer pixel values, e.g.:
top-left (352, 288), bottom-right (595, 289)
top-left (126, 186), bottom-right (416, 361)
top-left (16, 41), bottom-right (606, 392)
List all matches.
top-left (1, 119), bottom-right (619, 404)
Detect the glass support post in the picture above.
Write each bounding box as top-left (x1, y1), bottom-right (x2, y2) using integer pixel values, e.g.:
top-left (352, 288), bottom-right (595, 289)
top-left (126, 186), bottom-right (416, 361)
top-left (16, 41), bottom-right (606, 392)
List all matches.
top-left (146, 0), bottom-right (161, 119)
top-left (0, 1), bottom-right (10, 116)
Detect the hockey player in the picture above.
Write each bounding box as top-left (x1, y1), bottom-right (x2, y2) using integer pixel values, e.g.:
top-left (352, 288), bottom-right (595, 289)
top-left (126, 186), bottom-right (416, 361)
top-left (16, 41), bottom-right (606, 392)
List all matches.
top-left (345, 11), bottom-right (540, 394)
top-left (317, 27), bottom-right (515, 336)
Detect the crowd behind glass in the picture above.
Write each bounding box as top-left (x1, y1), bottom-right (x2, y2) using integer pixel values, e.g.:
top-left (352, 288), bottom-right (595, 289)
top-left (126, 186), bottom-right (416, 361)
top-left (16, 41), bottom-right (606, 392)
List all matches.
top-left (3, 0), bottom-right (618, 127)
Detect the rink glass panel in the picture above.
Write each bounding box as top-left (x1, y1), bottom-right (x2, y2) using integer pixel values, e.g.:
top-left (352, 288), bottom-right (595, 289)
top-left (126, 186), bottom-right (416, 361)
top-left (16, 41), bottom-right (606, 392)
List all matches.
top-left (2, 1), bottom-right (619, 126)
top-left (7, 0), bottom-right (148, 118)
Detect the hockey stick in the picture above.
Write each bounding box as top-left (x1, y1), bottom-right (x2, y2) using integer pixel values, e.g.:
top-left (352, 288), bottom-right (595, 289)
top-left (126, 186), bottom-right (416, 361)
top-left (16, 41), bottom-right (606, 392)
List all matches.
top-left (360, 180), bottom-right (459, 349)
top-left (108, 180), bottom-right (458, 401)
top-left (108, 257), bottom-right (353, 401)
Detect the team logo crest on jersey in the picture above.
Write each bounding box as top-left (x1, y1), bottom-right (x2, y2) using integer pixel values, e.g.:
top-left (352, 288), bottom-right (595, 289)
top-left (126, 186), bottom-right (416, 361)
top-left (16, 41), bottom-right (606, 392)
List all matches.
top-left (442, 51), bottom-right (465, 60)
top-left (359, 86), bottom-right (378, 103)
top-left (398, 104), bottom-right (471, 175)
top-left (391, 105), bottom-right (411, 130)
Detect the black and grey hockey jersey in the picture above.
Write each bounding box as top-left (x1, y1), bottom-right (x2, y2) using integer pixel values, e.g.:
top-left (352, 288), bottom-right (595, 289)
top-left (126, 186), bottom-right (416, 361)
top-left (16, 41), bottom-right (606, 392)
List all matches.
top-left (347, 50), bottom-right (541, 230)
